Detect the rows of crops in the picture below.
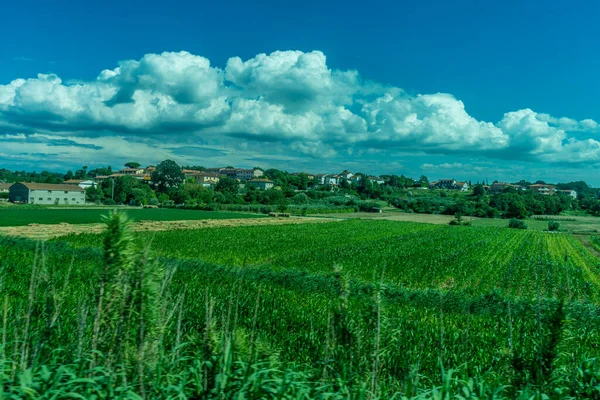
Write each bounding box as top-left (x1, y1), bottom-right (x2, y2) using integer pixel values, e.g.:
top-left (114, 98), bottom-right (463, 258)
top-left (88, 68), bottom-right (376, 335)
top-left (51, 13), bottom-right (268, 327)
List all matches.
top-left (56, 220), bottom-right (600, 302)
top-left (1, 217), bottom-right (600, 397)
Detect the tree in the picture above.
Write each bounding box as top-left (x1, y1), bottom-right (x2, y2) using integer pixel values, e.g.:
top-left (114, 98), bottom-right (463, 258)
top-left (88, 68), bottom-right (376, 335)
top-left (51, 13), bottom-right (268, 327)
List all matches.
top-left (74, 166), bottom-right (88, 180)
top-left (548, 221), bottom-right (560, 231)
top-left (151, 160), bottom-right (184, 193)
top-left (85, 186), bottom-right (104, 203)
top-left (508, 218), bottom-right (527, 229)
top-left (125, 162), bottom-right (141, 169)
top-left (590, 200), bottom-right (600, 216)
top-left (113, 176), bottom-right (138, 204)
top-left (215, 176), bottom-right (238, 196)
top-left (418, 175), bottom-right (429, 187)
top-left (64, 170), bottom-right (74, 181)
top-left (472, 184), bottom-right (486, 197)
top-left (506, 197), bottom-right (528, 219)
top-left (292, 192), bottom-right (310, 204)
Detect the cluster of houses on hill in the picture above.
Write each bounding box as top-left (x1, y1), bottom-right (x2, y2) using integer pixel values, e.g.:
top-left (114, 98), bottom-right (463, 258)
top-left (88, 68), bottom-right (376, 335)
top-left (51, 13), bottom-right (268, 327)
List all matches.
top-left (488, 182), bottom-right (577, 199)
top-left (428, 179), bottom-right (470, 191)
top-left (310, 170), bottom-right (385, 187)
top-left (1, 164), bottom-right (579, 205)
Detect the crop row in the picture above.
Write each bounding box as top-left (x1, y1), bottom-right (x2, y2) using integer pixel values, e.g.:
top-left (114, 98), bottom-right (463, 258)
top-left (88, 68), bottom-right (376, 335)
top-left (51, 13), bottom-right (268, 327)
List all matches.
top-left (55, 220), bottom-right (600, 303)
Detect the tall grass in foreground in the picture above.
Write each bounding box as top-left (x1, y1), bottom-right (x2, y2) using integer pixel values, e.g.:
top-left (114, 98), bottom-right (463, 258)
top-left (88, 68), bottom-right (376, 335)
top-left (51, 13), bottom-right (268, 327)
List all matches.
top-left (0, 212), bottom-right (599, 398)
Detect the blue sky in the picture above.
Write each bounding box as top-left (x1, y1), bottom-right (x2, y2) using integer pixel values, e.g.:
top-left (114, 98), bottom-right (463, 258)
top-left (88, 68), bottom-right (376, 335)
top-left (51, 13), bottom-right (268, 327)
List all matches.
top-left (1, 0), bottom-right (600, 184)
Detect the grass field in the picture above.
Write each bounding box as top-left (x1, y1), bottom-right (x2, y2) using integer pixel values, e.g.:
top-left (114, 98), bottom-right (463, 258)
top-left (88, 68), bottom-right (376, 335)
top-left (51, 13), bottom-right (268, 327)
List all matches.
top-left (323, 209), bottom-right (600, 233)
top-left (1, 216), bottom-right (599, 397)
top-left (0, 207), bottom-right (264, 226)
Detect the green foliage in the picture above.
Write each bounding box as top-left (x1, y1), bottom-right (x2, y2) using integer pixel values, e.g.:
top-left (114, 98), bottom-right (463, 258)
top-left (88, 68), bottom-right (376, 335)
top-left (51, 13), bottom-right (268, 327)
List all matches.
top-left (85, 185), bottom-right (103, 203)
top-left (472, 184), bottom-right (486, 196)
top-left (151, 159), bottom-right (184, 193)
top-left (508, 218), bottom-right (528, 229)
top-left (124, 161), bottom-right (141, 169)
top-left (292, 192), bottom-right (310, 204)
top-left (214, 176), bottom-right (238, 198)
top-left (548, 220), bottom-right (560, 231)
top-left (0, 168), bottom-right (64, 184)
top-left (0, 208), bottom-right (263, 226)
top-left (1, 219), bottom-right (600, 397)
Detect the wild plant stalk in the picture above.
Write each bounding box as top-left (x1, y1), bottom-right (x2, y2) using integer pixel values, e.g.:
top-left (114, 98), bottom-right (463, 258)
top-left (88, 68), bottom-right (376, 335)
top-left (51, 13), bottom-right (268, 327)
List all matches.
top-left (564, 251), bottom-right (572, 303)
top-left (172, 291), bottom-right (185, 365)
top-left (20, 241), bottom-right (40, 370)
top-left (76, 300), bottom-right (88, 361)
top-left (506, 264), bottom-right (514, 353)
top-left (203, 289), bottom-right (215, 392)
top-left (370, 282), bottom-right (382, 398)
top-left (536, 258), bottom-right (543, 386)
top-left (2, 295), bottom-right (7, 363)
top-left (438, 290), bottom-right (444, 370)
top-left (137, 251), bottom-right (147, 399)
top-left (249, 286), bottom-right (261, 364)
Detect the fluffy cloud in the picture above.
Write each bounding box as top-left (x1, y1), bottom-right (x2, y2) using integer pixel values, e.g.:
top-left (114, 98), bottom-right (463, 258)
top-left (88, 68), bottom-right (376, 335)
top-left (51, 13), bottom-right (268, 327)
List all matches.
top-left (1, 49), bottom-right (599, 170)
top-left (361, 92), bottom-right (508, 150)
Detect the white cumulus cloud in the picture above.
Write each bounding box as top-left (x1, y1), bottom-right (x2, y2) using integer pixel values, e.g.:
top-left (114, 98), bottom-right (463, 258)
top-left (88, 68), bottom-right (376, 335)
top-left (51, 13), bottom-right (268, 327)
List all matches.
top-left (0, 49), bottom-right (599, 170)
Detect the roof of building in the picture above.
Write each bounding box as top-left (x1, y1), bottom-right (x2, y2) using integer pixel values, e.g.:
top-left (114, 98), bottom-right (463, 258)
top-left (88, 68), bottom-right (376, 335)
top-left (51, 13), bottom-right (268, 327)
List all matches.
top-left (14, 182), bottom-right (85, 192)
top-left (119, 168), bottom-right (144, 172)
top-left (0, 183), bottom-right (13, 190)
top-left (249, 179), bottom-right (274, 183)
top-left (187, 171), bottom-right (221, 177)
top-left (64, 179), bottom-right (92, 184)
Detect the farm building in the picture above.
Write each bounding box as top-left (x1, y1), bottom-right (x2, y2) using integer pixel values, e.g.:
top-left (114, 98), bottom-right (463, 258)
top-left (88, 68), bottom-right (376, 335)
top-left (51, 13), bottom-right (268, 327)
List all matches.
top-left (186, 171), bottom-right (222, 187)
top-left (0, 183), bottom-right (12, 193)
top-left (64, 179), bottom-right (96, 189)
top-left (248, 179), bottom-right (275, 190)
top-left (557, 189), bottom-right (577, 199)
top-left (118, 168), bottom-right (145, 176)
top-left (529, 184), bottom-right (555, 196)
top-left (204, 168), bottom-right (263, 180)
top-left (9, 182), bottom-right (86, 205)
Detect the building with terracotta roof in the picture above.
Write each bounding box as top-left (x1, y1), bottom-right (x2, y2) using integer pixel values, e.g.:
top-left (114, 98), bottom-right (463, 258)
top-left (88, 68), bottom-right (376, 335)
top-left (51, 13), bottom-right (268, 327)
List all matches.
top-left (205, 168), bottom-right (263, 180)
top-left (9, 182), bottom-right (86, 205)
top-left (118, 168), bottom-right (145, 176)
top-left (529, 184), bottom-right (555, 196)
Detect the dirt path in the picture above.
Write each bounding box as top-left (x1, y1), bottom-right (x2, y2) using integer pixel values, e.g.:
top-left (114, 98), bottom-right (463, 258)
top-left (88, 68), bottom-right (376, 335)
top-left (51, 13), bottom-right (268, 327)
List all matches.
top-left (0, 217), bottom-right (338, 240)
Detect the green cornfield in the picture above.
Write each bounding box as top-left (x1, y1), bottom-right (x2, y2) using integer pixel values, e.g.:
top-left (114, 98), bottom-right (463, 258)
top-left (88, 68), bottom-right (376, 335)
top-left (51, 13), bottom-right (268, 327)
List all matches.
top-left (0, 215), bottom-right (599, 398)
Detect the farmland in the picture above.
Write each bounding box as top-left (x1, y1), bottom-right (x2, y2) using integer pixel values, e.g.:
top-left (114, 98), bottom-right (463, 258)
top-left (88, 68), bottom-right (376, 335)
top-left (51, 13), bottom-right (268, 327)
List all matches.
top-left (0, 207), bottom-right (264, 226)
top-left (1, 215), bottom-right (599, 397)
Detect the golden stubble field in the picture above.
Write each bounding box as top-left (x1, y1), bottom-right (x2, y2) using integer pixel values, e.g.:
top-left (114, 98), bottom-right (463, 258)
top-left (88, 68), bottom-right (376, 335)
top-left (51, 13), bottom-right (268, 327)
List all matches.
top-left (0, 216), bottom-right (339, 240)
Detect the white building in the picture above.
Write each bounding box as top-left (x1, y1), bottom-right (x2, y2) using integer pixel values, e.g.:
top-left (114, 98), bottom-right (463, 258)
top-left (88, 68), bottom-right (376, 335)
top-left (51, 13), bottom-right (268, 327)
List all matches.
top-left (64, 179), bottom-right (96, 189)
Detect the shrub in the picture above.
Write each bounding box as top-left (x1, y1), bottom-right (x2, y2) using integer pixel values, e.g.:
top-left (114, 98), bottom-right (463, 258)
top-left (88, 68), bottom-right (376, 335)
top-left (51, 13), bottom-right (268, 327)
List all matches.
top-left (103, 198), bottom-right (116, 205)
top-left (358, 201), bottom-right (381, 212)
top-left (508, 218), bottom-right (527, 229)
top-left (292, 193), bottom-right (310, 204)
top-left (548, 220), bottom-right (560, 231)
